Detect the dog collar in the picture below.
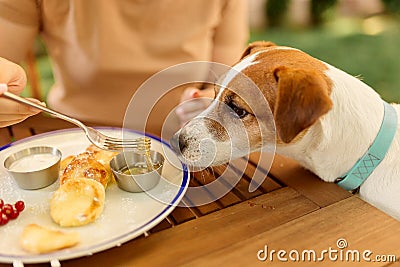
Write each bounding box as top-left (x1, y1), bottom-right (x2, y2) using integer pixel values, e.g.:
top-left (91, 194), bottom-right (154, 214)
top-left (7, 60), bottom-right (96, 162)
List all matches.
top-left (337, 101), bottom-right (398, 191)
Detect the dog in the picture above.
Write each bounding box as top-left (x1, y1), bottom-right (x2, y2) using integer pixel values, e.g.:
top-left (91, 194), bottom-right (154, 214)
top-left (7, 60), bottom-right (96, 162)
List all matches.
top-left (171, 41), bottom-right (400, 221)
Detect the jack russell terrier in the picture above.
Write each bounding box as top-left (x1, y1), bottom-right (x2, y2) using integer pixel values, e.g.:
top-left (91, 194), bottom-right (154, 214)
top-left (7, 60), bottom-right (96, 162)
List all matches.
top-left (171, 41), bottom-right (400, 221)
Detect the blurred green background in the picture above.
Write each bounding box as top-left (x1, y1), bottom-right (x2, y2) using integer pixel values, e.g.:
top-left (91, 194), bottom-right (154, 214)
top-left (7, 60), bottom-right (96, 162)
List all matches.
top-left (24, 0), bottom-right (400, 102)
top-left (250, 21), bottom-right (400, 102)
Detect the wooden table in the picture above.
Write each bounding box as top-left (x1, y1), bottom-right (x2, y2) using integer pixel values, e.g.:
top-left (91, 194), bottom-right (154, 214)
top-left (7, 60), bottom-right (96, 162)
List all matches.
top-left (1, 114), bottom-right (399, 267)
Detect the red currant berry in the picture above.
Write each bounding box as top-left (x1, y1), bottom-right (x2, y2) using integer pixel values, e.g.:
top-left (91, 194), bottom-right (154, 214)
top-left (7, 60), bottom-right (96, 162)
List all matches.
top-left (0, 199), bottom-right (4, 209)
top-left (2, 204), bottom-right (13, 216)
top-left (8, 209), bottom-right (19, 220)
top-left (14, 201), bottom-right (25, 212)
top-left (0, 213), bottom-right (9, 225)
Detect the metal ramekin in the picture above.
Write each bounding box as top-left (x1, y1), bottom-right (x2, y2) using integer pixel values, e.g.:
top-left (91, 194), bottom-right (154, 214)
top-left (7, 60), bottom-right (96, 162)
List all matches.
top-left (110, 150), bottom-right (164, 193)
top-left (4, 146), bottom-right (62, 190)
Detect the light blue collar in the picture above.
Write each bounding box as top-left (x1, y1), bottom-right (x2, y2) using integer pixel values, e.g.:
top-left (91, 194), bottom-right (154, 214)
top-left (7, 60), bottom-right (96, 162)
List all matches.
top-left (337, 101), bottom-right (398, 191)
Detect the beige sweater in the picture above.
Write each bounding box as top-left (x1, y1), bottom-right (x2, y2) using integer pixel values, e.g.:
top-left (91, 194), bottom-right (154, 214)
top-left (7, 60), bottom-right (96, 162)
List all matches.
top-left (0, 0), bottom-right (248, 133)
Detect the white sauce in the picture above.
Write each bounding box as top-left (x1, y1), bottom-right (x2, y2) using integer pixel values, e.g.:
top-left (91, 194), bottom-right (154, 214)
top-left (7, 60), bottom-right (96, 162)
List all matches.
top-left (8, 154), bottom-right (59, 172)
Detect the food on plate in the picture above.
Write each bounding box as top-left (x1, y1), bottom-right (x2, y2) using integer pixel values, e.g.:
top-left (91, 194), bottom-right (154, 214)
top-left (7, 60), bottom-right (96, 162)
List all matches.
top-left (50, 145), bottom-right (117, 227)
top-left (60, 155), bottom-right (75, 172)
top-left (20, 224), bottom-right (79, 254)
top-left (86, 144), bottom-right (118, 174)
top-left (7, 153), bottom-right (60, 173)
top-left (14, 200), bottom-right (25, 212)
top-left (60, 152), bottom-right (111, 188)
top-left (0, 199), bottom-right (25, 226)
top-left (50, 178), bottom-right (105, 227)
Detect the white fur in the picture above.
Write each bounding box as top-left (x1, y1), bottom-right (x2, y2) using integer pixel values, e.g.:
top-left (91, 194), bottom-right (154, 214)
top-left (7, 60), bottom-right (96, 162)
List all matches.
top-left (175, 52), bottom-right (261, 167)
top-left (173, 50), bottom-right (400, 221)
top-left (218, 52), bottom-right (260, 96)
top-left (277, 64), bottom-right (400, 220)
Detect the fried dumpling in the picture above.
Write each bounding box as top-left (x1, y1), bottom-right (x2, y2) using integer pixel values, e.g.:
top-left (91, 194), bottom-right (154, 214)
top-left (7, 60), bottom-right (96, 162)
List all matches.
top-left (60, 155), bottom-right (75, 173)
top-left (20, 224), bottom-right (80, 253)
top-left (60, 152), bottom-right (111, 188)
top-left (50, 178), bottom-right (105, 227)
top-left (86, 145), bottom-right (118, 172)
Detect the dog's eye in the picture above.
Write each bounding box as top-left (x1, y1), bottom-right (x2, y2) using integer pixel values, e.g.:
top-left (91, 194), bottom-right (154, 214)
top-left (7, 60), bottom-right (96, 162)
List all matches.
top-left (229, 102), bottom-right (248, 119)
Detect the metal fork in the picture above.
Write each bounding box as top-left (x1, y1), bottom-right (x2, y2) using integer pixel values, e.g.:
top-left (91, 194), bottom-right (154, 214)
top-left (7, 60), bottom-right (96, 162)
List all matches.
top-left (1, 88), bottom-right (151, 152)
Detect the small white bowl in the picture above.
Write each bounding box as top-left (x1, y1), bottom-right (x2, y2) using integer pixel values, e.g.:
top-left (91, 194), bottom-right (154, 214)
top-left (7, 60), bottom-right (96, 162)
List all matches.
top-left (110, 151), bottom-right (164, 193)
top-left (4, 146), bottom-right (61, 190)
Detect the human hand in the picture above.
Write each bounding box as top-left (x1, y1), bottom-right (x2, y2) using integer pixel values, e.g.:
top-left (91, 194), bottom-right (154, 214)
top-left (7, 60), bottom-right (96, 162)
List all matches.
top-left (0, 58), bottom-right (44, 127)
top-left (176, 86), bottom-right (215, 126)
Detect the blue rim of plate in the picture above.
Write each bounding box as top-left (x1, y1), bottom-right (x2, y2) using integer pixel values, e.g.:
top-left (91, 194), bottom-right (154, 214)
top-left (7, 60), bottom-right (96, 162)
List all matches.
top-left (0, 127), bottom-right (189, 264)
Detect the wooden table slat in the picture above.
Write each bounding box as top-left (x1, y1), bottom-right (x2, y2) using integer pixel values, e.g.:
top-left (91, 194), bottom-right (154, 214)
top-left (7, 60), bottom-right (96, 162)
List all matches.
top-left (230, 157), bottom-right (282, 193)
top-left (57, 188), bottom-right (319, 267)
top-left (181, 178), bottom-right (222, 216)
top-left (192, 174), bottom-right (243, 208)
top-left (149, 218), bottom-right (173, 233)
top-left (169, 205), bottom-right (197, 225)
top-left (184, 196), bottom-right (400, 267)
top-left (211, 163), bottom-right (265, 200)
top-left (252, 153), bottom-right (353, 207)
top-left (0, 127), bottom-right (12, 147)
top-left (8, 126), bottom-right (32, 142)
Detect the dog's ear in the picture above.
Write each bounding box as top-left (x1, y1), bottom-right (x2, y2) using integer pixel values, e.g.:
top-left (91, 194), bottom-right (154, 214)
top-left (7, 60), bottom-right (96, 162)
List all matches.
top-left (273, 66), bottom-right (333, 143)
top-left (240, 41), bottom-right (276, 59)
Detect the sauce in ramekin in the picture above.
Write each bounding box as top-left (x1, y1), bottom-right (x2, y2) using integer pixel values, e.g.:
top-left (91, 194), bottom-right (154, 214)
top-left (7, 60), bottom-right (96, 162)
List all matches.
top-left (8, 154), bottom-right (60, 172)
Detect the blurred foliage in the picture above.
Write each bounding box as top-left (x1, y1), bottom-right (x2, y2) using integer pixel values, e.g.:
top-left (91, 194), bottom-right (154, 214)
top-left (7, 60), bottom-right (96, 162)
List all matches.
top-left (381, 0), bottom-right (400, 14)
top-left (251, 21), bottom-right (400, 102)
top-left (310, 0), bottom-right (338, 26)
top-left (33, 37), bottom-right (48, 57)
top-left (22, 37), bottom-right (54, 99)
top-left (265, 0), bottom-right (290, 27)
top-left (264, 0), bottom-right (400, 28)
top-left (265, 0), bottom-right (338, 27)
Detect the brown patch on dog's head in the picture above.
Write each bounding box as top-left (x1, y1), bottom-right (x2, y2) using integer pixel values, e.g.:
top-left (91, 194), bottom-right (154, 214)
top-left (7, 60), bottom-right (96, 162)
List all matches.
top-left (240, 41), bottom-right (277, 59)
top-left (235, 41), bottom-right (334, 144)
top-left (273, 66), bottom-right (333, 143)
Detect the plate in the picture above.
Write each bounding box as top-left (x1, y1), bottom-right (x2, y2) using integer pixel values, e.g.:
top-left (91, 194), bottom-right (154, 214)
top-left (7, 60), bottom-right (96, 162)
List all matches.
top-left (0, 128), bottom-right (189, 264)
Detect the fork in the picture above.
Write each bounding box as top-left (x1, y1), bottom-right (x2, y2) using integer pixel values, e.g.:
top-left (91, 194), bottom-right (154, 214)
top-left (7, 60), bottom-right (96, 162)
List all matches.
top-left (1, 87), bottom-right (151, 152)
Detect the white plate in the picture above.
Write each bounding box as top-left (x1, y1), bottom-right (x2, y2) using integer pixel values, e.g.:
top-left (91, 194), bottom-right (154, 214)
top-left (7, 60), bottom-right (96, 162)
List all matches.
top-left (0, 128), bottom-right (189, 264)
